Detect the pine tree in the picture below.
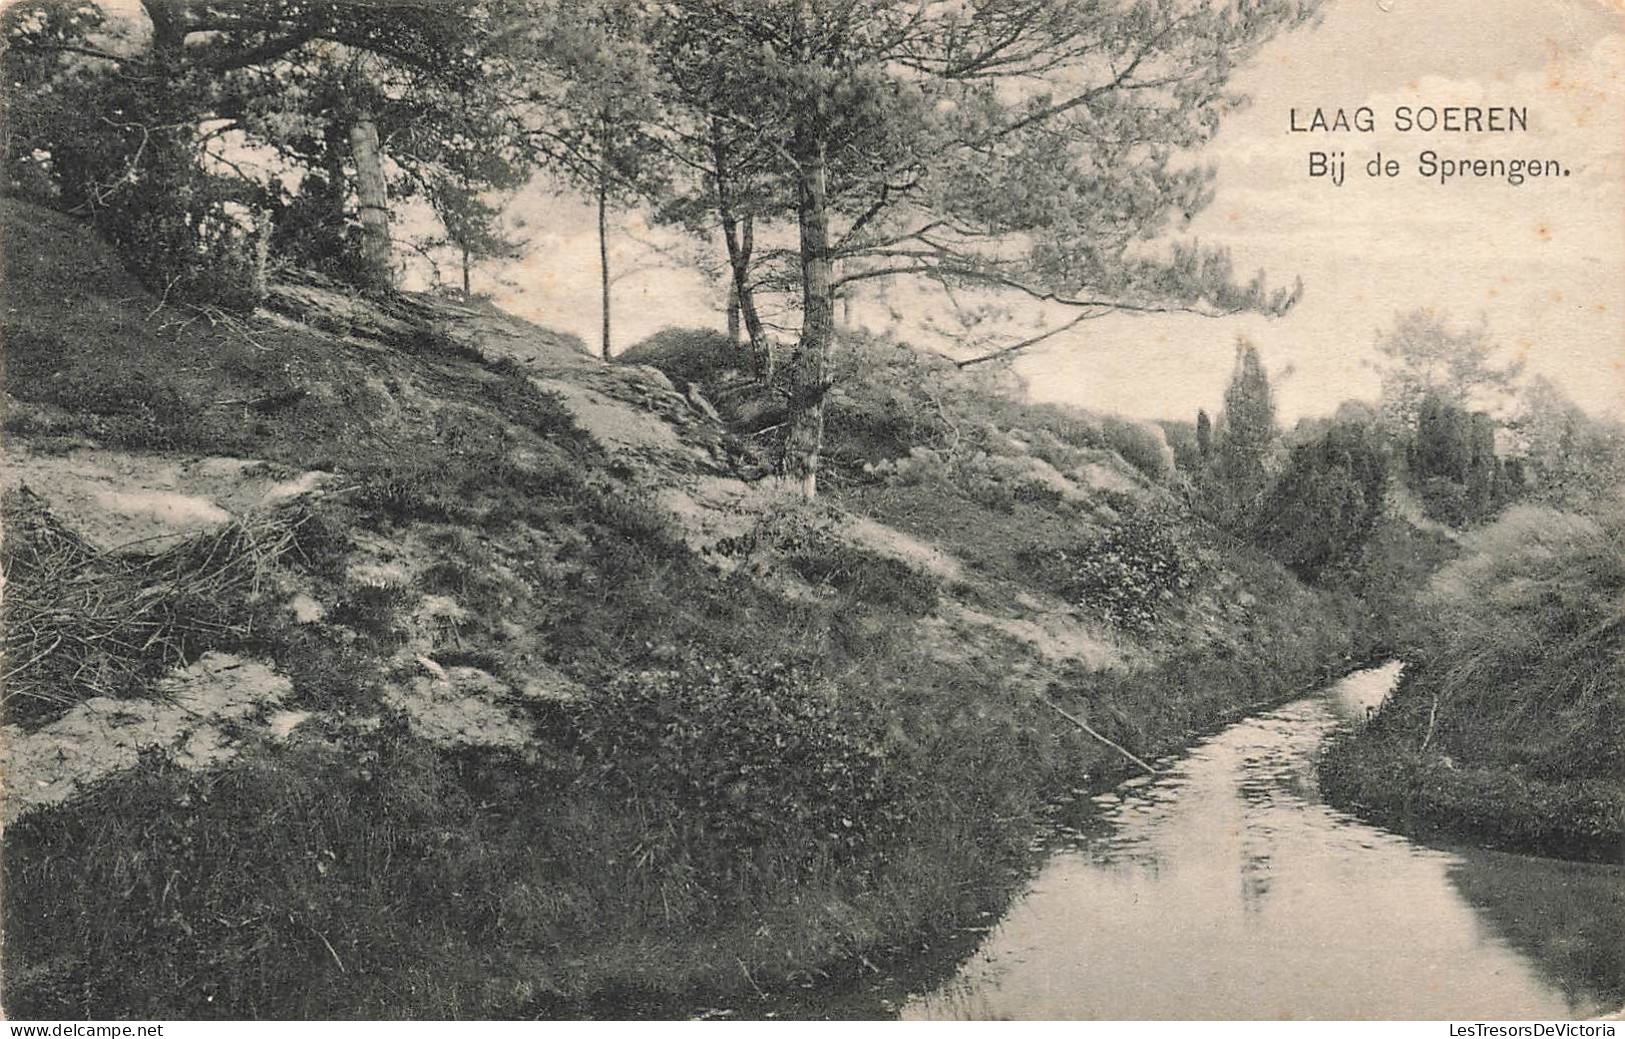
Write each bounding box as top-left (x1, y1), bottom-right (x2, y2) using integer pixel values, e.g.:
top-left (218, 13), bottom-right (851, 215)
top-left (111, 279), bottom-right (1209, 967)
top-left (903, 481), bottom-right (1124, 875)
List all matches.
top-left (1214, 339), bottom-right (1278, 527)
top-left (647, 0), bottom-right (1317, 497)
top-left (501, 1), bottom-right (667, 360)
top-left (3, 0), bottom-right (516, 299)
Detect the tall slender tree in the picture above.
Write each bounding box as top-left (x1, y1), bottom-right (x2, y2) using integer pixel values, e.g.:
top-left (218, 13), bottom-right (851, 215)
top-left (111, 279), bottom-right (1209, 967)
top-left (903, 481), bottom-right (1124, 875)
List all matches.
top-left (1214, 338), bottom-right (1278, 526)
top-left (649, 0), bottom-right (1316, 496)
top-left (501, 1), bottom-right (666, 359)
top-left (643, 15), bottom-right (784, 379)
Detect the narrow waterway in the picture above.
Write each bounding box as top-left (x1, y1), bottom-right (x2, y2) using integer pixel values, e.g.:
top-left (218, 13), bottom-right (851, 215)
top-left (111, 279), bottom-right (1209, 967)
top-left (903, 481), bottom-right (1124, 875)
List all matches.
top-left (902, 663), bottom-right (1622, 1020)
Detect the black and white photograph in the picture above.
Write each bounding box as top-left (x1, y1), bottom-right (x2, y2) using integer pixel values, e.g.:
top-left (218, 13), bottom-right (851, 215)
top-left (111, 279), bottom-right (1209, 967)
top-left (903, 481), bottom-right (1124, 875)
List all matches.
top-left (0, 0), bottom-right (1620, 1024)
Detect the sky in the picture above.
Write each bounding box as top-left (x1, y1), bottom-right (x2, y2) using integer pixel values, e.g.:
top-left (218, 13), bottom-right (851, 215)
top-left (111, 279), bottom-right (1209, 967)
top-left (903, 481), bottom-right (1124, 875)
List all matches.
top-left (1014, 0), bottom-right (1625, 424)
top-left (485, 0), bottom-right (1625, 425)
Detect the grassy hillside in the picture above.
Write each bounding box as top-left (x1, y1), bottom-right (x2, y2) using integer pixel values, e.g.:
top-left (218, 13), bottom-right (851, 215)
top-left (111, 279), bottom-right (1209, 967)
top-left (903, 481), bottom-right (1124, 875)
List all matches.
top-left (1321, 504), bottom-right (1625, 862)
top-left (4, 201), bottom-right (1368, 1019)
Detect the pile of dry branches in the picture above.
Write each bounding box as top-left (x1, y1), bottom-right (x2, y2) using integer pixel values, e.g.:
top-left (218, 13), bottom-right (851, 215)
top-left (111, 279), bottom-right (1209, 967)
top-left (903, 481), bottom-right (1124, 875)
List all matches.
top-left (1, 488), bottom-right (302, 727)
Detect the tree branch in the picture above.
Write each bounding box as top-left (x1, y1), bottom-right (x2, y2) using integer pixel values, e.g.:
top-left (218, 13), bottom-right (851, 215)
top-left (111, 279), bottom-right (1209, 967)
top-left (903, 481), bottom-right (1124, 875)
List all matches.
top-left (954, 309), bottom-right (1104, 369)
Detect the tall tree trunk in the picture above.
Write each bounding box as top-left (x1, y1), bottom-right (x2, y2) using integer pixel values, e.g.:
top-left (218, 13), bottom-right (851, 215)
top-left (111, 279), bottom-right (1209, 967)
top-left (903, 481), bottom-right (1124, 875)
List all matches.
top-left (598, 168), bottom-right (611, 361)
top-left (249, 207), bottom-right (271, 305)
top-left (461, 245), bottom-right (472, 296)
top-left (140, 0), bottom-right (186, 67)
top-left (712, 120), bottom-right (771, 380)
top-left (134, 0), bottom-right (196, 282)
top-left (349, 109), bottom-right (392, 292)
top-left (782, 131), bottom-right (834, 498)
top-left (737, 215), bottom-right (769, 378)
top-left (718, 209), bottom-right (767, 375)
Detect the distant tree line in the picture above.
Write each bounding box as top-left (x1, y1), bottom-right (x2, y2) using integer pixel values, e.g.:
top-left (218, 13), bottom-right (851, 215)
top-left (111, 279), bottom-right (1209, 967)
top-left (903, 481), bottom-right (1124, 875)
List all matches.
top-left (1175, 309), bottom-right (1623, 585)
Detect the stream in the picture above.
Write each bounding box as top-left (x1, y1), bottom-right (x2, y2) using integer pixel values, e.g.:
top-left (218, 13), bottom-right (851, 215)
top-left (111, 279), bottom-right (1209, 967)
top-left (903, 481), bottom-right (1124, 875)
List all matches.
top-left (896, 663), bottom-right (1622, 1020)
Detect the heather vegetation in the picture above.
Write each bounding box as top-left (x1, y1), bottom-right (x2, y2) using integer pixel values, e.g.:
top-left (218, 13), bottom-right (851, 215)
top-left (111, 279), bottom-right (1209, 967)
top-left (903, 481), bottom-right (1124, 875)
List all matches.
top-left (5, 180), bottom-right (1619, 1016)
top-left (1321, 504), bottom-right (1625, 861)
top-left (1314, 313), bottom-right (1625, 860)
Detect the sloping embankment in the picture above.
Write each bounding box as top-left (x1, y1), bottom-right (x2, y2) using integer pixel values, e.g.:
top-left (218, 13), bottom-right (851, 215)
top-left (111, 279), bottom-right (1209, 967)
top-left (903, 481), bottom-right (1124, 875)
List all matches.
top-left (3, 197), bottom-right (1365, 1018)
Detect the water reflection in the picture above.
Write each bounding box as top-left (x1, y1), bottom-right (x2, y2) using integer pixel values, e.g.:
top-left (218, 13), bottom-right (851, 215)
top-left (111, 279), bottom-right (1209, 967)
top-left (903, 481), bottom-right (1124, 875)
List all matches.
top-left (904, 664), bottom-right (1621, 1020)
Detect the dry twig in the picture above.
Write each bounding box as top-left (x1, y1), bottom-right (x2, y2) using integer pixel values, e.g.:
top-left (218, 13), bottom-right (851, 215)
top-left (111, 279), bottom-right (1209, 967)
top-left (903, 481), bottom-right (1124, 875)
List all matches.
top-left (1, 489), bottom-right (304, 724)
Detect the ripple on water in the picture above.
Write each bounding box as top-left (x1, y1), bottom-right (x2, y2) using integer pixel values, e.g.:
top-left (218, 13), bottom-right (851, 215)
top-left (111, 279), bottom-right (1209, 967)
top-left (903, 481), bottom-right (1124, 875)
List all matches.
top-left (902, 665), bottom-right (1619, 1021)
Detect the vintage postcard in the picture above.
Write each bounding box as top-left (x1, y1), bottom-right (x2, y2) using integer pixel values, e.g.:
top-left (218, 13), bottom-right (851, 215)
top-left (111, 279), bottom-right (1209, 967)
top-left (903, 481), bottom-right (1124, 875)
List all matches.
top-left (0, 0), bottom-right (1620, 1025)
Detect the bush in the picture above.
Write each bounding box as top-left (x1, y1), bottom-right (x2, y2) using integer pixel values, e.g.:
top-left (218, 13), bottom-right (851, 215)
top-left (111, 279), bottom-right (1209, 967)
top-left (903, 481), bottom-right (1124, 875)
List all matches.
top-left (1100, 416), bottom-right (1174, 481)
top-left (1406, 504), bottom-right (1625, 777)
top-left (1323, 502), bottom-right (1625, 859)
top-left (787, 542), bottom-right (940, 616)
top-left (1412, 475), bottom-right (1470, 527)
top-left (820, 335), bottom-right (971, 469)
top-left (1254, 420), bottom-right (1389, 583)
top-left (617, 328), bottom-right (746, 387)
top-left (992, 401), bottom-right (1104, 453)
top-left (568, 654), bottom-right (904, 888)
top-left (1018, 509), bottom-right (1196, 631)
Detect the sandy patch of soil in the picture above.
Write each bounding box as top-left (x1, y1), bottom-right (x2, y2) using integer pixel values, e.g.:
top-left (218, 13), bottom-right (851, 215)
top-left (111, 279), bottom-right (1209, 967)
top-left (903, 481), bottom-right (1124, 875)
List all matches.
top-left (0, 652), bottom-right (295, 824)
top-left (2, 445), bottom-right (334, 552)
top-left (842, 515), bottom-right (966, 584)
top-left (655, 476), bottom-right (771, 556)
top-left (384, 664), bottom-right (531, 752)
top-left (943, 601), bottom-right (1125, 671)
top-left (533, 378), bottom-right (689, 455)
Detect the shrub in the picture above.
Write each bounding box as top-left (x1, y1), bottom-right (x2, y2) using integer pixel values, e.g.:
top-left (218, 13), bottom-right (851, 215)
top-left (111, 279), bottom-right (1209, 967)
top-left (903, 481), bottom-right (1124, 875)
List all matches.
top-left (567, 654), bottom-right (904, 889)
top-left (1406, 504), bottom-right (1625, 775)
top-left (1012, 402), bottom-right (1106, 451)
top-left (1413, 475), bottom-right (1471, 528)
top-left (1324, 502), bottom-right (1625, 859)
top-left (1018, 510), bottom-right (1196, 631)
top-left (1254, 420), bottom-right (1389, 583)
top-left (617, 327), bottom-right (746, 387)
top-left (1100, 416), bottom-right (1174, 481)
top-left (787, 542), bottom-right (940, 616)
top-left (819, 335), bottom-right (969, 468)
